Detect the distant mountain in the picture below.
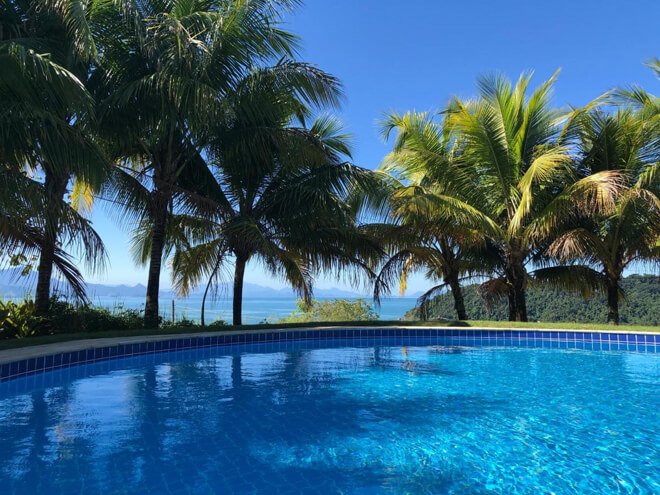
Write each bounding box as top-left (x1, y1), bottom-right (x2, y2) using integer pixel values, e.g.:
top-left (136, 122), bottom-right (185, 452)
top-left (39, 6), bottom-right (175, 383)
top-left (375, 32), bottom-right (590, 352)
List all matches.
top-left (256, 284), bottom-right (362, 298)
top-left (88, 283), bottom-right (148, 298)
top-left (0, 268), bottom-right (150, 298)
top-left (186, 282), bottom-right (364, 299)
top-left (0, 268), bottom-right (33, 297)
top-left (0, 269), bottom-right (365, 300)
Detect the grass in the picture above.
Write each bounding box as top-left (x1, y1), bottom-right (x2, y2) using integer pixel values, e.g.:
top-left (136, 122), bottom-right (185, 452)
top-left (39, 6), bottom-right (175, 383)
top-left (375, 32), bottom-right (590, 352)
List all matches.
top-left (454, 320), bottom-right (660, 332)
top-left (0, 319), bottom-right (658, 352)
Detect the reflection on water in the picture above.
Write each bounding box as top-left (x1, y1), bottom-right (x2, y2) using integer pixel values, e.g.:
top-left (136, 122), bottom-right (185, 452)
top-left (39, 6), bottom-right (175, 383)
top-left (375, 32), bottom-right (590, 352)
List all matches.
top-left (0, 343), bottom-right (659, 494)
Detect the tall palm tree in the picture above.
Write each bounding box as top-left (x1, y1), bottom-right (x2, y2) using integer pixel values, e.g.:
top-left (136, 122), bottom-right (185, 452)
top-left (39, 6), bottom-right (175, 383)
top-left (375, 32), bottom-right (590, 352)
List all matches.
top-left (92, 0), bottom-right (342, 327)
top-left (446, 71), bottom-right (626, 321)
top-left (372, 111), bottom-right (489, 321)
top-left (170, 68), bottom-right (381, 325)
top-left (374, 74), bottom-right (619, 321)
top-left (1, 0), bottom-right (109, 314)
top-left (445, 71), bottom-right (575, 321)
top-left (547, 110), bottom-right (660, 324)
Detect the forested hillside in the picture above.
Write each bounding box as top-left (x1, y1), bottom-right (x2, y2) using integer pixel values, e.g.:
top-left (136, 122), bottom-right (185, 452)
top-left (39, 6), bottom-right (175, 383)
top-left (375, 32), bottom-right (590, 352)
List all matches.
top-left (405, 275), bottom-right (660, 325)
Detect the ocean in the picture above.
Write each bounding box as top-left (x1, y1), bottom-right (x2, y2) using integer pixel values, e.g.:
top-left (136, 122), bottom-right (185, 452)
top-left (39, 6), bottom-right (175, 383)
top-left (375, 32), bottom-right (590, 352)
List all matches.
top-left (90, 295), bottom-right (418, 324)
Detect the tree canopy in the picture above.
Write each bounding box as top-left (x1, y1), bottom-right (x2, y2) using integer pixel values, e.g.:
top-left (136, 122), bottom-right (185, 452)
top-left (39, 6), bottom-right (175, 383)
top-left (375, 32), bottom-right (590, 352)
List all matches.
top-left (1, 1), bottom-right (659, 328)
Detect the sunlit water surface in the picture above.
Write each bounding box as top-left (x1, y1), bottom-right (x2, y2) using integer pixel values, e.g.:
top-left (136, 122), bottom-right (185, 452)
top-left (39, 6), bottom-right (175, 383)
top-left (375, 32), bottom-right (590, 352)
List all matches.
top-left (1, 341), bottom-right (658, 494)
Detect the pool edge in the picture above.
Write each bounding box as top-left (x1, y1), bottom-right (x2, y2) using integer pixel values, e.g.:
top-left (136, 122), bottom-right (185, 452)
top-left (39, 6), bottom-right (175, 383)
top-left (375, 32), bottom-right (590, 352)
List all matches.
top-left (1, 326), bottom-right (659, 382)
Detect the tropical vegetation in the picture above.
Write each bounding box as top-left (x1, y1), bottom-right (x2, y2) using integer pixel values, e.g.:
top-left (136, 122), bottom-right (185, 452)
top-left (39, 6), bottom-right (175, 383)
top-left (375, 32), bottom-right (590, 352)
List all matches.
top-left (1, 0), bottom-right (110, 317)
top-left (547, 110), bottom-right (660, 323)
top-left (372, 73), bottom-right (626, 323)
top-left (92, 0), bottom-right (346, 327)
top-left (405, 274), bottom-right (660, 326)
top-left (1, 0), bottom-right (659, 333)
top-left (279, 298), bottom-right (378, 323)
top-left (168, 87), bottom-right (381, 325)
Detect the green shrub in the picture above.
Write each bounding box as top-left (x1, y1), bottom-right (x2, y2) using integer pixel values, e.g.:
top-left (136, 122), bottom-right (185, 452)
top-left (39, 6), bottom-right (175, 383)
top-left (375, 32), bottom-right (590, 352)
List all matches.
top-left (161, 318), bottom-right (228, 329)
top-left (43, 298), bottom-right (144, 333)
top-left (0, 296), bottom-right (231, 339)
top-left (0, 299), bottom-right (47, 339)
top-left (160, 317), bottom-right (198, 329)
top-left (0, 297), bottom-right (144, 338)
top-left (279, 298), bottom-right (378, 323)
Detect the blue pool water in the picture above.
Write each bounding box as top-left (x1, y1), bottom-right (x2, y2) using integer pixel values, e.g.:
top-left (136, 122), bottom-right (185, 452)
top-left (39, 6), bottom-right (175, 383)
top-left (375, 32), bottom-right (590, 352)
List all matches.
top-left (0, 340), bottom-right (658, 494)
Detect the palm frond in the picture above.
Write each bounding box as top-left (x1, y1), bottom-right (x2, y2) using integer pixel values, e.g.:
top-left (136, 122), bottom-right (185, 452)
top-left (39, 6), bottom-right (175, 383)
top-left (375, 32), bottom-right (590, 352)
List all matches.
top-left (416, 283), bottom-right (448, 321)
top-left (477, 278), bottom-right (509, 312)
top-left (530, 265), bottom-right (607, 298)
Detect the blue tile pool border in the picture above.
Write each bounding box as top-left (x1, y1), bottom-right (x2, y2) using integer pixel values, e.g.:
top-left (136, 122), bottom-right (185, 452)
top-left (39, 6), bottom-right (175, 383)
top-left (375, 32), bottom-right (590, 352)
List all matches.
top-left (1, 327), bottom-right (658, 382)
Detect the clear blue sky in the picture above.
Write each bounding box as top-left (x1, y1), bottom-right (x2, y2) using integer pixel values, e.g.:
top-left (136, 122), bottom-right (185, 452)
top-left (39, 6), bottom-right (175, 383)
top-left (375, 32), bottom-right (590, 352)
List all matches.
top-left (85, 0), bottom-right (660, 292)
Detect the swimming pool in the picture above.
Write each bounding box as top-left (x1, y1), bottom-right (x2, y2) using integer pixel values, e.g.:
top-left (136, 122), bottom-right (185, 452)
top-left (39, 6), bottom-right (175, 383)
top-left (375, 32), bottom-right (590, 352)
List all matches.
top-left (0, 330), bottom-right (658, 494)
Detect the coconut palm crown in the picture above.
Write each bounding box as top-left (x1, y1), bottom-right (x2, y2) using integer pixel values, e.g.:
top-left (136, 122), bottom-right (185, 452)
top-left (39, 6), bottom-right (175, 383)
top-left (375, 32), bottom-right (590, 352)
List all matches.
top-left (375, 72), bottom-right (620, 321)
top-left (372, 111), bottom-right (491, 321)
top-left (168, 67), bottom-right (382, 325)
top-left (1, 0), bottom-right (110, 313)
top-left (92, 0), bottom-right (344, 326)
top-left (547, 109), bottom-right (660, 323)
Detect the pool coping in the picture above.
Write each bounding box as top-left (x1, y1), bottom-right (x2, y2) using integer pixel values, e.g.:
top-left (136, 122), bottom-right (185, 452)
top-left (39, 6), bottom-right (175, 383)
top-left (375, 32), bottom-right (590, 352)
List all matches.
top-left (0, 324), bottom-right (657, 365)
top-left (2, 324), bottom-right (659, 365)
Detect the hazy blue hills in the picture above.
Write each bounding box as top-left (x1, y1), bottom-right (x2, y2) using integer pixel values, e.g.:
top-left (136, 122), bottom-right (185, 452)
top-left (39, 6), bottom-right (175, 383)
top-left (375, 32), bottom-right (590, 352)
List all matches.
top-left (0, 269), bottom-right (364, 299)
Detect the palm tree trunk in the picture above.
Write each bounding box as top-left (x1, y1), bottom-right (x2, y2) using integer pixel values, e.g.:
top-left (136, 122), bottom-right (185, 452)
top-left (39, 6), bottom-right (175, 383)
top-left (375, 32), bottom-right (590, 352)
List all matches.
top-left (606, 277), bottom-right (620, 325)
top-left (200, 256), bottom-right (222, 326)
top-left (446, 274), bottom-right (467, 320)
top-left (512, 280), bottom-right (527, 322)
top-left (505, 250), bottom-right (528, 322)
top-left (35, 171), bottom-right (68, 316)
top-left (200, 271), bottom-right (215, 327)
top-left (507, 292), bottom-right (517, 321)
top-left (144, 192), bottom-right (169, 328)
top-left (201, 278), bottom-right (210, 327)
top-left (232, 253), bottom-right (248, 326)
top-left (35, 246), bottom-right (57, 316)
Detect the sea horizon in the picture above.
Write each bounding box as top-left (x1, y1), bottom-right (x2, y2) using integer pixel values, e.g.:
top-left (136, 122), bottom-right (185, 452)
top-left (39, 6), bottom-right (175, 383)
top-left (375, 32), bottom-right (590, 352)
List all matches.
top-left (87, 295), bottom-right (418, 324)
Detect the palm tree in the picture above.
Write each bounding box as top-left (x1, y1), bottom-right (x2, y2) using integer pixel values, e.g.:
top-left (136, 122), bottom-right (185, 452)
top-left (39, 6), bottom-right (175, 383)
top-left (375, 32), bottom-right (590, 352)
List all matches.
top-left (1, 0), bottom-right (109, 314)
top-left (446, 71), bottom-right (627, 321)
top-left (92, 0), bottom-right (343, 327)
top-left (0, 171), bottom-right (93, 300)
top-left (170, 67), bottom-right (381, 325)
top-left (373, 73), bottom-right (619, 322)
top-left (546, 110), bottom-right (660, 324)
top-left (614, 57), bottom-right (660, 118)
top-left (372, 225), bottom-right (481, 321)
top-left (444, 71), bottom-right (576, 321)
top-left (372, 111), bottom-right (489, 321)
